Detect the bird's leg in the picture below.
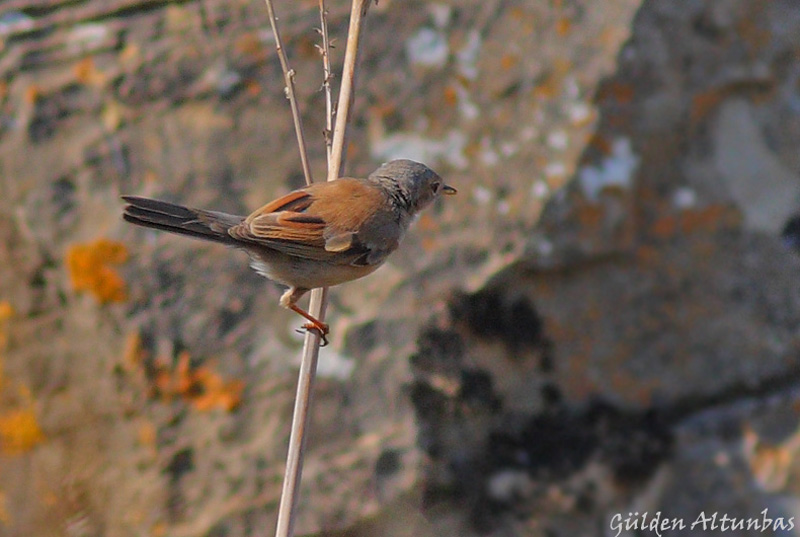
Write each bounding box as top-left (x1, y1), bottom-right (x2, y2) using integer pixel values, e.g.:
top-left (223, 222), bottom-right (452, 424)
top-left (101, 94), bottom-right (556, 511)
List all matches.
top-left (280, 287), bottom-right (330, 345)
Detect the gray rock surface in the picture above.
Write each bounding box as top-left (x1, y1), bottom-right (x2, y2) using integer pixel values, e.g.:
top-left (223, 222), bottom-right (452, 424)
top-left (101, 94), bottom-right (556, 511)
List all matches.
top-left (2, 0), bottom-right (800, 536)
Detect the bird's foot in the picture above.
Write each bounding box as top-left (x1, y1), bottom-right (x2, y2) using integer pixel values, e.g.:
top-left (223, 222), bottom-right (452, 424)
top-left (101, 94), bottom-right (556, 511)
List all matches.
top-left (295, 321), bottom-right (329, 346)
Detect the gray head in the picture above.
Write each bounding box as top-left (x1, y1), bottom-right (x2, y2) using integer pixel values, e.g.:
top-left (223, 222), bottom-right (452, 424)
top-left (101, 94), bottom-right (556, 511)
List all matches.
top-left (368, 159), bottom-right (456, 214)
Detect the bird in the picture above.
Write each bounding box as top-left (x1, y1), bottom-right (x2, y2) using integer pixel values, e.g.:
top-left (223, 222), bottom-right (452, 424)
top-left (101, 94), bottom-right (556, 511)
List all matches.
top-left (122, 159), bottom-right (456, 344)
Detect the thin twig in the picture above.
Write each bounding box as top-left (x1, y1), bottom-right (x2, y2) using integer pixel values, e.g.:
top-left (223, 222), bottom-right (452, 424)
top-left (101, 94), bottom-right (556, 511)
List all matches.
top-left (262, 1), bottom-right (324, 536)
top-left (263, 0), bottom-right (315, 186)
top-left (318, 0), bottom-right (334, 166)
top-left (273, 1), bottom-right (371, 537)
top-left (327, 0), bottom-right (370, 181)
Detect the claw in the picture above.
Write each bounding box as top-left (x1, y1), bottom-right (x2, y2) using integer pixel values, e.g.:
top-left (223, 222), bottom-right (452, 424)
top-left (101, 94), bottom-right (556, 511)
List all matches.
top-left (284, 293), bottom-right (330, 346)
top-left (295, 323), bottom-right (329, 346)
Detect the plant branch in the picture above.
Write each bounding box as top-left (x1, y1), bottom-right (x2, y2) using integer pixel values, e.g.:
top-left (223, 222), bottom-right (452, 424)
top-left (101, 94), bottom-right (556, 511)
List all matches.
top-left (265, 0), bottom-right (371, 537)
top-left (274, 288), bottom-right (325, 537)
top-left (263, 0), bottom-right (315, 186)
top-left (273, 1), bottom-right (371, 536)
top-left (318, 0), bottom-right (334, 166)
top-left (327, 0), bottom-right (370, 180)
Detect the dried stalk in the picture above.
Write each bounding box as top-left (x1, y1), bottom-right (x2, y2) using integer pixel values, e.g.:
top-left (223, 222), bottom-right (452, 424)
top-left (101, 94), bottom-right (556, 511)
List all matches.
top-left (265, 0), bottom-right (370, 537)
top-left (263, 0), bottom-right (315, 186)
top-left (267, 0), bottom-right (369, 537)
top-left (318, 0), bottom-right (334, 166)
top-left (327, 0), bottom-right (370, 180)
top-left (272, 1), bottom-right (371, 536)
top-left (260, 2), bottom-right (324, 537)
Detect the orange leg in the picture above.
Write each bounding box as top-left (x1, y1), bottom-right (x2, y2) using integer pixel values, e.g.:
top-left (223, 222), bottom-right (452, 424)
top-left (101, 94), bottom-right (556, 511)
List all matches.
top-left (281, 287), bottom-right (330, 345)
top-left (288, 305), bottom-right (329, 346)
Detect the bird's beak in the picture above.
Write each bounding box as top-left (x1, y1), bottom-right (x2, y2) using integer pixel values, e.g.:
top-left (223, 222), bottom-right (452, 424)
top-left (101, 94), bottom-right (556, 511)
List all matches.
top-left (443, 184), bottom-right (457, 195)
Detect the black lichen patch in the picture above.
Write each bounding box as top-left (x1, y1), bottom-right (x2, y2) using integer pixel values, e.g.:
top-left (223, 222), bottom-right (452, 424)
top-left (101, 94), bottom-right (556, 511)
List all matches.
top-left (165, 447), bottom-right (195, 520)
top-left (28, 85), bottom-right (83, 143)
top-left (410, 327), bottom-right (465, 372)
top-left (412, 293), bottom-right (671, 531)
top-left (781, 215), bottom-right (800, 252)
top-left (409, 327), bottom-right (500, 423)
top-left (51, 176), bottom-right (76, 221)
top-left (459, 369), bottom-right (502, 412)
top-left (408, 381), bottom-right (451, 425)
top-left (165, 447), bottom-right (195, 481)
top-left (501, 400), bottom-right (671, 482)
top-left (375, 448), bottom-right (403, 478)
top-left (593, 405), bottom-right (673, 485)
top-left (412, 385), bottom-right (673, 530)
top-left (472, 399), bottom-right (672, 521)
top-left (491, 407), bottom-right (598, 480)
top-left (449, 288), bottom-right (546, 352)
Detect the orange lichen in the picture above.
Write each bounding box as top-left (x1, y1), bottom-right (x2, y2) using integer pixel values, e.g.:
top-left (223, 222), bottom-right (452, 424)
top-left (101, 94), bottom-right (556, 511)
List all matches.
top-left (0, 407), bottom-right (44, 455)
top-left (0, 302), bottom-right (11, 327)
top-left (736, 17), bottom-right (771, 53)
top-left (148, 350), bottom-right (243, 412)
top-left (0, 384), bottom-right (45, 456)
top-left (119, 42), bottom-right (141, 66)
top-left (0, 302), bottom-right (12, 392)
top-left (443, 86), bottom-right (458, 107)
top-left (66, 238), bottom-right (129, 304)
top-left (596, 81), bottom-right (635, 105)
top-left (500, 54), bottom-right (518, 71)
top-left (587, 133), bottom-right (613, 155)
top-left (74, 57), bottom-right (106, 86)
top-left (23, 84), bottom-right (40, 105)
top-left (297, 35), bottom-right (319, 60)
top-left (420, 237), bottom-right (437, 253)
top-left (555, 17), bottom-right (572, 36)
top-left (368, 99), bottom-right (397, 120)
top-left (635, 244), bottom-right (661, 266)
top-left (189, 365), bottom-right (245, 412)
top-left (234, 32), bottom-right (268, 61)
top-left (151, 522), bottom-right (168, 537)
top-left (0, 304), bottom-right (44, 457)
top-left (575, 202), bottom-right (605, 229)
top-left (122, 331), bottom-right (145, 372)
top-left (533, 76), bottom-right (558, 100)
top-left (245, 79), bottom-right (261, 97)
top-left (650, 214), bottom-right (678, 239)
top-left (650, 205), bottom-right (740, 239)
top-left (510, 6), bottom-right (526, 20)
top-left (690, 88), bottom-right (726, 125)
top-left (137, 421), bottom-right (157, 448)
top-left (532, 59), bottom-right (573, 100)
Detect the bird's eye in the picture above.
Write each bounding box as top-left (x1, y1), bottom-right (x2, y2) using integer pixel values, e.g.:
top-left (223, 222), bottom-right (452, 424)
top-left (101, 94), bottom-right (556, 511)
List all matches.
top-left (431, 182), bottom-right (440, 194)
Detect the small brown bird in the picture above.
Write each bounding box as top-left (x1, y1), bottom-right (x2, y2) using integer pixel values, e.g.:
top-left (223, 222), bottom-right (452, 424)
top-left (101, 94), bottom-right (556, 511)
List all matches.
top-left (122, 159), bottom-right (456, 342)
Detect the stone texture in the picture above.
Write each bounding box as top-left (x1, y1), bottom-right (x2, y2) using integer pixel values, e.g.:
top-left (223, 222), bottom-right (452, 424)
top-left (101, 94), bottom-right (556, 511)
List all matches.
top-left (2, 0), bottom-right (800, 536)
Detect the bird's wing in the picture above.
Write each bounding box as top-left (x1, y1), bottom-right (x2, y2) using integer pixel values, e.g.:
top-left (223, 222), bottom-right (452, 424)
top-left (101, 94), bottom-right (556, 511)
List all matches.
top-left (228, 179), bottom-right (393, 265)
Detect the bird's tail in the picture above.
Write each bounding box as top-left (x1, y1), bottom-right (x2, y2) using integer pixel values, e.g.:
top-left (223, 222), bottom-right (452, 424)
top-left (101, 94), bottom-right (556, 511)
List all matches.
top-left (122, 195), bottom-right (243, 245)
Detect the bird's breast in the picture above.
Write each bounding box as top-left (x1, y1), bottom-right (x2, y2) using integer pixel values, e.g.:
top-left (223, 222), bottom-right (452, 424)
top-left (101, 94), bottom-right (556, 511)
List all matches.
top-left (248, 251), bottom-right (382, 290)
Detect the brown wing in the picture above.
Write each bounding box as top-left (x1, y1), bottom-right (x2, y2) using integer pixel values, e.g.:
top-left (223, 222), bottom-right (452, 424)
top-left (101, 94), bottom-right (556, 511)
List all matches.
top-left (228, 178), bottom-right (389, 263)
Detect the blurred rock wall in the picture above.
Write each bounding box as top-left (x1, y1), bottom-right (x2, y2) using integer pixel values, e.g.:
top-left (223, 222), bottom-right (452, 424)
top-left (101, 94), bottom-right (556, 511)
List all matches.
top-left (1, 1), bottom-right (800, 536)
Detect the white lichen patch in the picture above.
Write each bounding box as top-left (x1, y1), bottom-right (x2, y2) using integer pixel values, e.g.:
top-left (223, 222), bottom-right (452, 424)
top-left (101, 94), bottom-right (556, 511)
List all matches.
top-left (371, 130), bottom-right (468, 169)
top-left (578, 138), bottom-right (639, 199)
top-left (406, 28), bottom-right (449, 68)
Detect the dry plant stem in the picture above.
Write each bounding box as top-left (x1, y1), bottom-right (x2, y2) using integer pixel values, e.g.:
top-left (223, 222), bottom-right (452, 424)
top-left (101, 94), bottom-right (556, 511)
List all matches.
top-left (319, 0), bottom-right (334, 165)
top-left (263, 0), bottom-right (325, 535)
top-left (327, 0), bottom-right (369, 181)
top-left (263, 0), bottom-right (315, 186)
top-left (274, 2), bottom-right (369, 537)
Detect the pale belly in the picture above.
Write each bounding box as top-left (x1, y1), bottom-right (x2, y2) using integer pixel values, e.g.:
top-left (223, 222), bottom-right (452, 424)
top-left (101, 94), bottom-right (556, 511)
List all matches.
top-left (248, 252), bottom-right (382, 290)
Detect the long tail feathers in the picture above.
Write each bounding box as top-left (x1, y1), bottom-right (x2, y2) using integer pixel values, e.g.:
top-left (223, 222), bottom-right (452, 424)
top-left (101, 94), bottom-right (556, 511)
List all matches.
top-left (121, 195), bottom-right (243, 245)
